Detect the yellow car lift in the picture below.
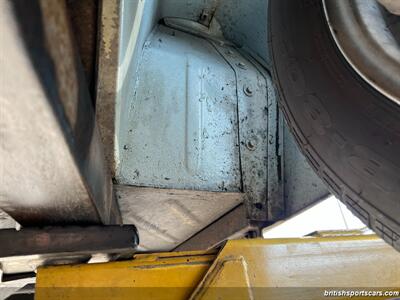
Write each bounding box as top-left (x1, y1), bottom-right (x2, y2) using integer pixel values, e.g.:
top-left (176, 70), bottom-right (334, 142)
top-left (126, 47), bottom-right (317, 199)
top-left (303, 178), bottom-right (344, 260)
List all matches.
top-left (36, 235), bottom-right (400, 300)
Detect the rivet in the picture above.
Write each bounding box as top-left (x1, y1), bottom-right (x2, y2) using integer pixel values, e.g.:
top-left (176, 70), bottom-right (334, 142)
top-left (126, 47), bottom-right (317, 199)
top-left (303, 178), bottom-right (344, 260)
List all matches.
top-left (246, 139), bottom-right (257, 151)
top-left (243, 84), bottom-right (254, 97)
top-left (237, 62), bottom-right (247, 69)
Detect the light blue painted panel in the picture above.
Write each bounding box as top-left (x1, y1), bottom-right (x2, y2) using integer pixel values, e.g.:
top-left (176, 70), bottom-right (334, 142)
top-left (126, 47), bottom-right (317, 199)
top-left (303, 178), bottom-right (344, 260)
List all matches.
top-left (118, 26), bottom-right (241, 191)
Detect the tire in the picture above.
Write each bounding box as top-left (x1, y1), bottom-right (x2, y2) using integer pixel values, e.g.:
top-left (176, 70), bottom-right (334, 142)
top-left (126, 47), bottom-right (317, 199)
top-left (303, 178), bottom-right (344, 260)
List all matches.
top-left (269, 0), bottom-right (400, 251)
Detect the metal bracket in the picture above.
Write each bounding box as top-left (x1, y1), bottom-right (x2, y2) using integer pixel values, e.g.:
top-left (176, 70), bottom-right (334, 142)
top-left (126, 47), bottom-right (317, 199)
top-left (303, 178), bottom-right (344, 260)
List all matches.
top-left (210, 42), bottom-right (270, 221)
top-left (0, 225), bottom-right (138, 277)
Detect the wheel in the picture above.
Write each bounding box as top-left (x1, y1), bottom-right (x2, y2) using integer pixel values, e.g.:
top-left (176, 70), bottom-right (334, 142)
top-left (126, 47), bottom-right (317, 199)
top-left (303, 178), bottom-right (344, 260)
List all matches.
top-left (269, 0), bottom-right (400, 251)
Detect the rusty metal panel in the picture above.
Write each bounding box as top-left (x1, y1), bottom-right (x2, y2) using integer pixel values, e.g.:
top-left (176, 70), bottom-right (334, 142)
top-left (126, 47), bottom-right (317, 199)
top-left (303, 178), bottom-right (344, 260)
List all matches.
top-left (0, 0), bottom-right (118, 225)
top-left (96, 0), bottom-right (120, 176)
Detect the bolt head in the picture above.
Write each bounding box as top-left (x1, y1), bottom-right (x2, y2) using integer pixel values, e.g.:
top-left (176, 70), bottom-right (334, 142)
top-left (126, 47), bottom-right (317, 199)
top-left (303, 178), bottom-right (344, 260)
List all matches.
top-left (243, 84), bottom-right (254, 96)
top-left (246, 139), bottom-right (257, 151)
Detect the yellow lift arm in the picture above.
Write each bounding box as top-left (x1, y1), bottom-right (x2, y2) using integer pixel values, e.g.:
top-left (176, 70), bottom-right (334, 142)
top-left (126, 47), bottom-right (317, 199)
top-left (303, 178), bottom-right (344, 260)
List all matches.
top-left (36, 235), bottom-right (400, 300)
